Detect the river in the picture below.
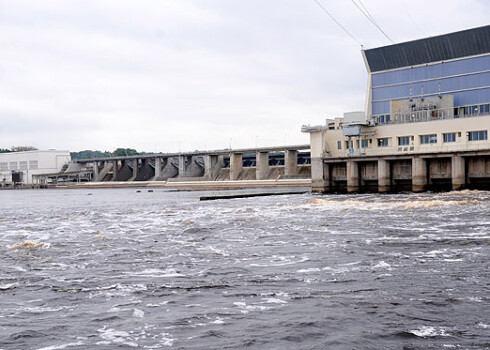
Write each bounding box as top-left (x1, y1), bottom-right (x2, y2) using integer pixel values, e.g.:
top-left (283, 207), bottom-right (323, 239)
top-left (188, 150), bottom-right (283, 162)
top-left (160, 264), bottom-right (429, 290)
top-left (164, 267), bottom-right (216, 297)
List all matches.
top-left (0, 188), bottom-right (489, 349)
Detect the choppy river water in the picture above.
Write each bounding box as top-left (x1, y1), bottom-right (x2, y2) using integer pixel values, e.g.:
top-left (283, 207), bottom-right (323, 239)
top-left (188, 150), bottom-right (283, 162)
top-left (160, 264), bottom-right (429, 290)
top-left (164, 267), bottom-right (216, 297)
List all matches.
top-left (0, 188), bottom-right (489, 349)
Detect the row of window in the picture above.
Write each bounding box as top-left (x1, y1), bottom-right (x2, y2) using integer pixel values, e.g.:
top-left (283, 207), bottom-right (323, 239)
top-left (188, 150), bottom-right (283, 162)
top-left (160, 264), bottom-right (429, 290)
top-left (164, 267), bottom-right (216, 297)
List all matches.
top-left (338, 130), bottom-right (488, 150)
top-left (388, 130), bottom-right (487, 147)
top-left (0, 161), bottom-right (39, 171)
top-left (375, 103), bottom-right (490, 125)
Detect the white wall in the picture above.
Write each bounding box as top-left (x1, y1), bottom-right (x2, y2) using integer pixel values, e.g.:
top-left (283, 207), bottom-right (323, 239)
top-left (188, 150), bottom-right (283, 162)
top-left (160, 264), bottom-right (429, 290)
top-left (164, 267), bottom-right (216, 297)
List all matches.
top-left (0, 150), bottom-right (71, 184)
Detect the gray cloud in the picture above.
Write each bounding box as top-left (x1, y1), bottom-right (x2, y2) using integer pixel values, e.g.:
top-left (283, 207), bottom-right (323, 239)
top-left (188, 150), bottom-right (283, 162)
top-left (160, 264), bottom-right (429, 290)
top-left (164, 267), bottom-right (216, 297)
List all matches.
top-left (0, 0), bottom-right (488, 152)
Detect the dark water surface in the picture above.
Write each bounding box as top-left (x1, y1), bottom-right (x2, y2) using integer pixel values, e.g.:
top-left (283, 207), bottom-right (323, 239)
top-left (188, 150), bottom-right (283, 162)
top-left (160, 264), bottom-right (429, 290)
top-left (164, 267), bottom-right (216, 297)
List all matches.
top-left (0, 188), bottom-right (489, 349)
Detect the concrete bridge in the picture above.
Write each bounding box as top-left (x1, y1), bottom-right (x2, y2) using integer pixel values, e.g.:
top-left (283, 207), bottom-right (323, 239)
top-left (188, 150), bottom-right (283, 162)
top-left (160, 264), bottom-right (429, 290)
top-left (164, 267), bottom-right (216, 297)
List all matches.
top-left (42, 145), bottom-right (311, 184)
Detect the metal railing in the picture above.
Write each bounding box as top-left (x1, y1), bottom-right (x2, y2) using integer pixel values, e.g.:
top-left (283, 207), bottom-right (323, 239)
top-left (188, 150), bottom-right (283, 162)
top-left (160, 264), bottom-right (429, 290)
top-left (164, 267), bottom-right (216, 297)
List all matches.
top-left (373, 103), bottom-right (490, 125)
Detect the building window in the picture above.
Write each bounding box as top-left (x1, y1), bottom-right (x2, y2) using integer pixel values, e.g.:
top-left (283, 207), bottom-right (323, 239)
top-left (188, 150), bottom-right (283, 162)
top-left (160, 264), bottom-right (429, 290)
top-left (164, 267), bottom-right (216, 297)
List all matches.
top-left (468, 130), bottom-right (488, 141)
top-left (19, 161), bottom-right (28, 170)
top-left (377, 114), bottom-right (391, 124)
top-left (443, 133), bottom-right (456, 143)
top-left (9, 162), bottom-right (18, 171)
top-left (420, 134), bottom-right (437, 144)
top-left (378, 138), bottom-right (389, 147)
top-left (0, 162), bottom-right (7, 171)
top-left (345, 140), bottom-right (354, 149)
top-left (398, 136), bottom-right (410, 146)
top-left (337, 141), bottom-right (342, 150)
top-left (361, 139), bottom-right (369, 148)
top-left (29, 160), bottom-right (38, 170)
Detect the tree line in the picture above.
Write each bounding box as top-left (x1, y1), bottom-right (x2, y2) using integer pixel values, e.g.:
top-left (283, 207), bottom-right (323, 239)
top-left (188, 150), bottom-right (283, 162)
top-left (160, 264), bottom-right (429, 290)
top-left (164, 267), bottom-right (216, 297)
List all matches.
top-left (70, 148), bottom-right (146, 159)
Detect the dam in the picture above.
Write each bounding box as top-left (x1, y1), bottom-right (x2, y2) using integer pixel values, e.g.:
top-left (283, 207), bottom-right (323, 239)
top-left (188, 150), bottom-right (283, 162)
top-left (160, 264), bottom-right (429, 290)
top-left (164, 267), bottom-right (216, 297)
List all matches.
top-left (34, 145), bottom-right (311, 186)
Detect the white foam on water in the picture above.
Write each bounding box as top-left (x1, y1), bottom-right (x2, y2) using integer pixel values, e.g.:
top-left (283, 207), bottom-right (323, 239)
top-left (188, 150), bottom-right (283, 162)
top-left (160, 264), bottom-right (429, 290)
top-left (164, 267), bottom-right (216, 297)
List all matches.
top-left (211, 318), bottom-right (225, 325)
top-left (261, 298), bottom-right (287, 304)
top-left (409, 326), bottom-right (451, 338)
top-left (124, 269), bottom-right (184, 278)
top-left (36, 341), bottom-right (85, 350)
top-left (373, 261), bottom-right (392, 269)
top-left (250, 256), bottom-right (309, 267)
top-left (21, 305), bottom-right (71, 314)
top-left (0, 283), bottom-right (17, 290)
top-left (98, 327), bottom-right (138, 347)
top-left (478, 322), bottom-right (490, 329)
top-left (133, 308), bottom-right (144, 318)
top-left (233, 301), bottom-right (271, 314)
top-left (296, 268), bottom-right (321, 273)
top-left (146, 301), bottom-right (170, 307)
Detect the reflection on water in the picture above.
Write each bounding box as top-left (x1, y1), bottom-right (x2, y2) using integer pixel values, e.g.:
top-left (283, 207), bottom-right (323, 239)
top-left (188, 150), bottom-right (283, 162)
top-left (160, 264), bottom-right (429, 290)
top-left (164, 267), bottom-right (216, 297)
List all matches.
top-left (0, 188), bottom-right (489, 349)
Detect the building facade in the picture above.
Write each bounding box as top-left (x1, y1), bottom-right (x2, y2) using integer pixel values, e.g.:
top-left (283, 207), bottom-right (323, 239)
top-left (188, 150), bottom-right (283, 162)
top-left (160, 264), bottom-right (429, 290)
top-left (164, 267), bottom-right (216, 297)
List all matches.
top-left (0, 150), bottom-right (71, 185)
top-left (305, 25), bottom-right (490, 193)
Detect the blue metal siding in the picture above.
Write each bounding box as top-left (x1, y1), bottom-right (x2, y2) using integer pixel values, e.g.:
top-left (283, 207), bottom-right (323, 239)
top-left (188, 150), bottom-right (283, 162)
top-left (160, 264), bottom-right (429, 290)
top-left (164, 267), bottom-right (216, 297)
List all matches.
top-left (372, 72), bottom-right (490, 101)
top-left (370, 55), bottom-right (490, 114)
top-left (372, 88), bottom-right (490, 115)
top-left (371, 55), bottom-right (490, 87)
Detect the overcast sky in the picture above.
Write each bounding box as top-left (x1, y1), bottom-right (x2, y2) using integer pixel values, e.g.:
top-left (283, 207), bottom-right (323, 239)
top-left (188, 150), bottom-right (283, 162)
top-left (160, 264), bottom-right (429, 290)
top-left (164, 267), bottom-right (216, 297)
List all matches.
top-left (1, 0), bottom-right (489, 152)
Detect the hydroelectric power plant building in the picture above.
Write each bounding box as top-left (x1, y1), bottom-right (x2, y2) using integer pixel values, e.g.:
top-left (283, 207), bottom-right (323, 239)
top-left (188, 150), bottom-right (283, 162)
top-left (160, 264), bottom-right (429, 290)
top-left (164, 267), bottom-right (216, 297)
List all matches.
top-left (304, 25), bottom-right (490, 193)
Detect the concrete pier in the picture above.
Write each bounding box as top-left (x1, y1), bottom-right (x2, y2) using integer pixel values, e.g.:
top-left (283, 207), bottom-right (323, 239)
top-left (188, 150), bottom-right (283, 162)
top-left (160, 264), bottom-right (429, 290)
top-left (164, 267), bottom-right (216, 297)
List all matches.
top-left (412, 157), bottom-right (427, 192)
top-left (204, 155), bottom-right (220, 180)
top-left (452, 155), bottom-right (466, 191)
top-left (112, 160), bottom-right (118, 181)
top-left (154, 158), bottom-right (162, 180)
top-left (256, 151), bottom-right (269, 180)
top-left (230, 153), bottom-right (243, 180)
top-left (378, 159), bottom-right (391, 193)
top-left (311, 157), bottom-right (328, 192)
top-left (178, 156), bottom-right (187, 178)
top-left (346, 160), bottom-right (359, 193)
top-left (285, 150), bottom-right (298, 176)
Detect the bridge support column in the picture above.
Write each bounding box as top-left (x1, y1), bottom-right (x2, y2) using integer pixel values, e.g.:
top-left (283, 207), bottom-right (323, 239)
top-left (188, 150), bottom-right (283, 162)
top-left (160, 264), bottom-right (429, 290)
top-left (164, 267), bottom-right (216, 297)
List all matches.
top-left (178, 156), bottom-right (186, 177)
top-left (154, 158), bottom-right (162, 180)
top-left (112, 160), bottom-right (118, 181)
top-left (451, 155), bottom-right (465, 191)
top-left (204, 155), bottom-right (220, 180)
top-left (311, 158), bottom-right (329, 192)
top-left (412, 157), bottom-right (427, 192)
top-left (256, 151), bottom-right (269, 180)
top-left (378, 159), bottom-right (391, 193)
top-left (92, 162), bottom-right (100, 182)
top-left (285, 150), bottom-right (298, 176)
top-left (230, 153), bottom-right (242, 180)
top-left (347, 160), bottom-right (359, 193)
top-left (131, 159), bottom-right (139, 180)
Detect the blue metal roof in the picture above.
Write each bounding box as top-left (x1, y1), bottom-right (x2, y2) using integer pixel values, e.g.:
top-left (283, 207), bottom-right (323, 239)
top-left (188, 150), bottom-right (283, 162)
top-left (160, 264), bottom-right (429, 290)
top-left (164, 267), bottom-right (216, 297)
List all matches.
top-left (364, 25), bottom-right (490, 72)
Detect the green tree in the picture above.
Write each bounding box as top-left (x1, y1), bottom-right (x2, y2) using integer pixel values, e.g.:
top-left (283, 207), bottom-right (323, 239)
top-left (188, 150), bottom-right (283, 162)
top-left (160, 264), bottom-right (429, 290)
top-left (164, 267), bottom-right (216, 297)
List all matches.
top-left (112, 148), bottom-right (139, 157)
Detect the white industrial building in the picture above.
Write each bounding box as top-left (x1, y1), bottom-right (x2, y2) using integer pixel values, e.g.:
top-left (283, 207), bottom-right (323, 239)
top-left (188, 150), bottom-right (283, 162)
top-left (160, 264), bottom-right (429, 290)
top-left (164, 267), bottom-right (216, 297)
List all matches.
top-left (0, 150), bottom-right (71, 185)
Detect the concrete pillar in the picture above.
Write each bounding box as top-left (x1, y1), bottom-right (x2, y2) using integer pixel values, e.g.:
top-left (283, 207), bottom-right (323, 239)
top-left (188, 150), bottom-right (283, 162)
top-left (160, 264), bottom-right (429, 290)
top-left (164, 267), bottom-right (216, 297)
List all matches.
top-left (112, 161), bottom-right (118, 181)
top-left (311, 158), bottom-right (329, 192)
top-left (412, 157), bottom-right (427, 192)
top-left (256, 151), bottom-right (269, 180)
top-left (204, 155), bottom-right (219, 180)
top-left (451, 155), bottom-right (465, 191)
top-left (178, 156), bottom-right (186, 177)
top-left (154, 158), bottom-right (162, 179)
top-left (284, 150), bottom-right (298, 177)
top-left (92, 161), bottom-right (100, 182)
top-left (378, 159), bottom-right (391, 193)
top-left (230, 153), bottom-right (242, 180)
top-left (346, 160), bottom-right (359, 193)
top-left (132, 159), bottom-right (139, 179)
